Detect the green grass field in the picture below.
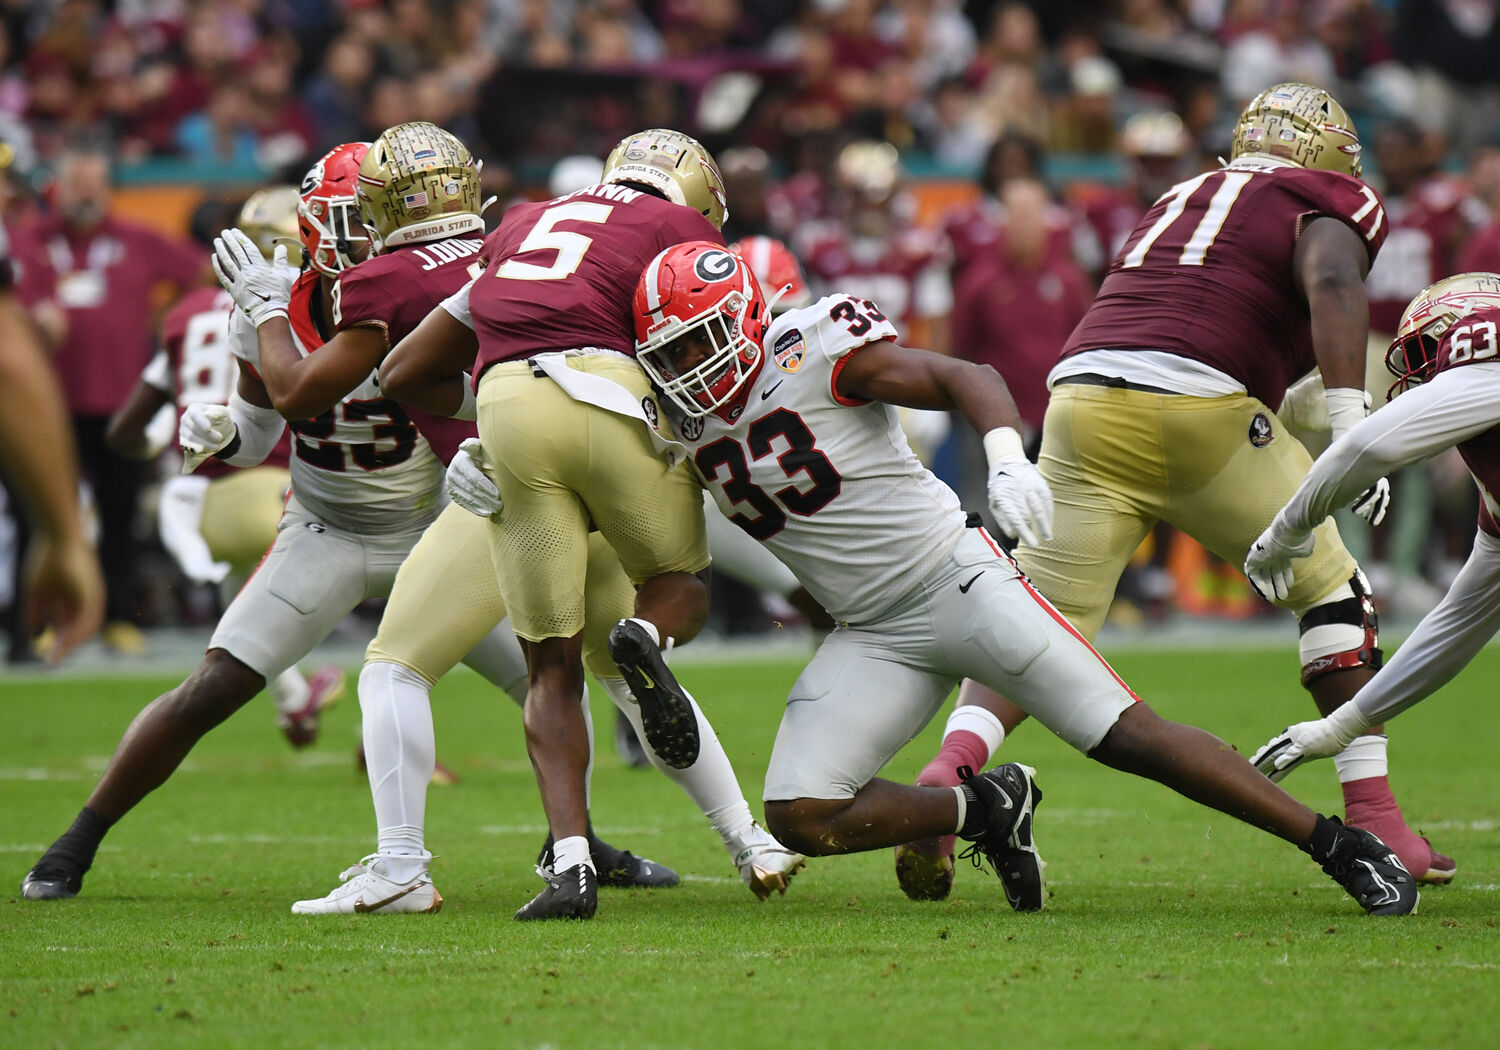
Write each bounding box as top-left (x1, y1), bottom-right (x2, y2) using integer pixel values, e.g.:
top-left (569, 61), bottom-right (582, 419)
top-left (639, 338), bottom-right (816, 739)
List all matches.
top-left (3, 644), bottom-right (1497, 1050)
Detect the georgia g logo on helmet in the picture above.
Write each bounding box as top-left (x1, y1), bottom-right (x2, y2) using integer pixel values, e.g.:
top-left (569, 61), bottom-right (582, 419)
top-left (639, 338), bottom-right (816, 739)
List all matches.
top-left (693, 248), bottom-right (737, 283)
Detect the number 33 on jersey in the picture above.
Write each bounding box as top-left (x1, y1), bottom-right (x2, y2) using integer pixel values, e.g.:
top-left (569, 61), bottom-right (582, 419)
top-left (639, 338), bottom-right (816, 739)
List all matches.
top-left (673, 294), bottom-right (969, 625)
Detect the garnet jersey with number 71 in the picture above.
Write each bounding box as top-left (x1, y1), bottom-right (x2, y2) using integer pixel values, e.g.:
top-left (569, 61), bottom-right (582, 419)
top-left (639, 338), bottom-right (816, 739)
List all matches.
top-left (470, 184), bottom-right (723, 375)
top-left (1059, 160), bottom-right (1389, 406)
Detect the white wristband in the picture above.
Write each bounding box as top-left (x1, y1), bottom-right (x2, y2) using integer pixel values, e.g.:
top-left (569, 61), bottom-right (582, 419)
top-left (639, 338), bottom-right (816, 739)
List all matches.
top-left (982, 426), bottom-right (1026, 467)
top-left (1324, 386), bottom-right (1369, 441)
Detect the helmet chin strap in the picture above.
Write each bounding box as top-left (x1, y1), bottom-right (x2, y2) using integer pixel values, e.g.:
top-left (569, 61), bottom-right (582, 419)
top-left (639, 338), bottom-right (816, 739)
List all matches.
top-left (763, 282), bottom-right (792, 315)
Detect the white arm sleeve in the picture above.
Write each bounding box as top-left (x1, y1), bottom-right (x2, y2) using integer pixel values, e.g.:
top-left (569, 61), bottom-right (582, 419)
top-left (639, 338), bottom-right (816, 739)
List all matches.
top-left (439, 277), bottom-right (475, 330)
top-left (219, 390), bottom-right (287, 467)
top-left (141, 349), bottom-right (171, 394)
top-left (1350, 529), bottom-right (1500, 727)
top-left (1277, 362), bottom-right (1500, 534)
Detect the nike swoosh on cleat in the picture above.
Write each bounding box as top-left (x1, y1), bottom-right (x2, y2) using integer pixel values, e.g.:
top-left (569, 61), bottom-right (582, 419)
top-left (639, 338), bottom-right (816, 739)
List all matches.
top-left (959, 572), bottom-right (985, 593)
top-left (353, 883), bottom-right (424, 913)
top-left (636, 669), bottom-right (655, 690)
top-left (761, 381), bottom-right (784, 400)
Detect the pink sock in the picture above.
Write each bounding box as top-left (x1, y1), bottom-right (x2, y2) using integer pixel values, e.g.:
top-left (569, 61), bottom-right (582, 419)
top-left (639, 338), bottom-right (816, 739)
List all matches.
top-left (916, 730), bottom-right (991, 789)
top-left (1342, 775), bottom-right (1433, 877)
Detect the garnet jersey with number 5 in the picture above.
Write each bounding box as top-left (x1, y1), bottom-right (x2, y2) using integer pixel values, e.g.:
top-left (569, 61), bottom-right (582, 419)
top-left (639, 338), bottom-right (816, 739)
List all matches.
top-left (160, 285), bottom-right (290, 478)
top-left (231, 270), bottom-right (442, 530)
top-left (668, 294), bottom-right (966, 625)
top-left (1059, 160), bottom-right (1388, 406)
top-left (1430, 304), bottom-right (1500, 537)
top-left (471, 184), bottom-right (723, 375)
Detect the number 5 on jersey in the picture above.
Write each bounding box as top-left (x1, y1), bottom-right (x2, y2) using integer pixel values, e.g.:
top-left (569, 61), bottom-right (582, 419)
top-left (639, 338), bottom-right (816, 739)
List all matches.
top-left (495, 202), bottom-right (614, 282)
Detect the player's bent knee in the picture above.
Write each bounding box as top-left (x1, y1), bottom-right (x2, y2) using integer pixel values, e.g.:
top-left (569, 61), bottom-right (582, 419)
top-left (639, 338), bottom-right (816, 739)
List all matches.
top-left (764, 798), bottom-right (845, 857)
top-left (1296, 571), bottom-right (1383, 687)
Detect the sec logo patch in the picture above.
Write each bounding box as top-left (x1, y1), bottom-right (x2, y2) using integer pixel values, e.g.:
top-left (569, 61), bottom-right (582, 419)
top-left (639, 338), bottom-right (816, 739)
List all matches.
top-left (1248, 411), bottom-right (1274, 448)
top-left (679, 415), bottom-right (704, 441)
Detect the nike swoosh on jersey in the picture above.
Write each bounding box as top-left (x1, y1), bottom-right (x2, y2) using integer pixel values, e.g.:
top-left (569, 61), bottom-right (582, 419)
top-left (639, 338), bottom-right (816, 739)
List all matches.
top-left (353, 882), bottom-right (424, 913)
top-left (761, 380), bottom-right (784, 400)
top-left (959, 571), bottom-right (985, 593)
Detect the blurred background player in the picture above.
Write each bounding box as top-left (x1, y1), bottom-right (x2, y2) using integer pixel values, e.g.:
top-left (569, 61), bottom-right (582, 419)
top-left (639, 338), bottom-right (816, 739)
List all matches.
top-left (105, 185), bottom-right (345, 747)
top-left (11, 138), bottom-right (205, 655)
top-left (0, 181), bottom-right (104, 664)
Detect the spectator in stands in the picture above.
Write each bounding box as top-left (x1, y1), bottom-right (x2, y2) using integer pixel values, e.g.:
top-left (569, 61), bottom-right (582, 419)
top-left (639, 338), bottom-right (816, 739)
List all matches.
top-left (15, 139), bottom-right (204, 652)
top-left (719, 146), bottom-right (776, 244)
top-left (301, 34), bottom-right (375, 151)
top-left (175, 81), bottom-right (260, 168)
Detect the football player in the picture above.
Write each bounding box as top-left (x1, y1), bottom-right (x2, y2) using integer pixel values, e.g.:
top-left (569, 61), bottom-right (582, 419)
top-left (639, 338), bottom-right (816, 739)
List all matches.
top-left (105, 186), bottom-right (345, 747)
top-left (380, 128), bottom-right (804, 920)
top-left (612, 239), bottom-right (1416, 916)
top-left (1248, 273), bottom-right (1500, 779)
top-left (269, 124), bottom-right (799, 916)
top-left (899, 82), bottom-right (1455, 896)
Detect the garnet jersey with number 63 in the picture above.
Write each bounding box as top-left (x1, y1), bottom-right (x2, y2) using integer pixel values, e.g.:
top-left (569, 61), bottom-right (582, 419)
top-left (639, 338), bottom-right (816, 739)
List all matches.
top-left (1059, 159), bottom-right (1388, 406)
top-left (470, 183), bottom-right (722, 375)
top-left (1430, 304), bottom-right (1500, 537)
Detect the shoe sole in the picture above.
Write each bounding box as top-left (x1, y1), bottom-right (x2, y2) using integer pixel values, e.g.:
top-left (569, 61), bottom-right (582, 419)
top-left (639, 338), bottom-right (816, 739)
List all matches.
top-left (292, 886), bottom-right (443, 915)
top-left (996, 764), bottom-right (1046, 912)
top-left (894, 843), bottom-right (955, 902)
top-left (607, 622), bottom-right (700, 769)
top-left (745, 856), bottom-right (806, 901)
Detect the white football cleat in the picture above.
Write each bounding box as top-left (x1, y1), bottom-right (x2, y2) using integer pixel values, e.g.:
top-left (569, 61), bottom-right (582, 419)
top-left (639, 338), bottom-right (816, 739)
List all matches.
top-left (291, 855), bottom-right (442, 915)
top-left (734, 824), bottom-right (806, 901)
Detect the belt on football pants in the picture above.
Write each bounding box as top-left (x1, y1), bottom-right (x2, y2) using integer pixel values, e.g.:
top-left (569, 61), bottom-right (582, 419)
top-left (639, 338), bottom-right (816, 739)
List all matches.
top-left (1052, 372), bottom-right (1181, 396)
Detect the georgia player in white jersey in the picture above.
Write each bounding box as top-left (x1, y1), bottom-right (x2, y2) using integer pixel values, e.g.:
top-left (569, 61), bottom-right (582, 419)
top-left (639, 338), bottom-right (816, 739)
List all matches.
top-left (621, 240), bottom-right (1421, 917)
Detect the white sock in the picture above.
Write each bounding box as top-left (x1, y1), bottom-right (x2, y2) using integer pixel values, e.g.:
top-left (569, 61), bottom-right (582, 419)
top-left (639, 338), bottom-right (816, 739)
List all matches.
top-left (579, 682), bottom-right (595, 810)
top-left (359, 661), bottom-right (436, 869)
top-left (626, 616), bottom-right (661, 646)
top-left (1333, 734), bottom-right (1388, 783)
top-left (944, 704), bottom-right (1006, 757)
top-left (952, 786), bottom-right (967, 835)
top-left (597, 676), bottom-right (755, 854)
top-left (270, 667), bottom-right (310, 714)
top-left (553, 834), bottom-right (593, 873)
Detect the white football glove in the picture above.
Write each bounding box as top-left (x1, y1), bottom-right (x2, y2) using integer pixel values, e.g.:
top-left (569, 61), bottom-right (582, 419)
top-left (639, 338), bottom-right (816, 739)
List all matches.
top-left (1351, 477), bottom-right (1391, 526)
top-left (212, 228), bottom-right (293, 328)
top-left (1243, 519), bottom-right (1316, 602)
top-left (983, 427), bottom-right (1053, 548)
top-left (179, 403), bottom-right (236, 474)
top-left (1250, 704), bottom-right (1369, 782)
top-left (445, 438), bottom-right (503, 518)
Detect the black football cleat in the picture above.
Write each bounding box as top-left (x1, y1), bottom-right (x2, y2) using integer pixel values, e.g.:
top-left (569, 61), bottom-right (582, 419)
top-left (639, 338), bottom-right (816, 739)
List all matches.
top-left (537, 839), bottom-right (679, 889)
top-left (606, 619), bottom-right (699, 769)
top-left (20, 863), bottom-right (82, 900)
top-left (955, 763), bottom-right (1046, 912)
top-left (514, 863), bottom-right (598, 921)
top-left (1318, 817), bottom-right (1419, 916)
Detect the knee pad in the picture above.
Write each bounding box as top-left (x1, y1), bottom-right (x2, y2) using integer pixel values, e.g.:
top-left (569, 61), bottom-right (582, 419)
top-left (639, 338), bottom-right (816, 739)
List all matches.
top-left (1297, 571), bottom-right (1383, 686)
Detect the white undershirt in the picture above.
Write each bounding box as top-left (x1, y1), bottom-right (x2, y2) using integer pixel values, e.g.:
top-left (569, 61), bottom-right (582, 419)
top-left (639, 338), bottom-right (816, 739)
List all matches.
top-left (1048, 348), bottom-right (1246, 397)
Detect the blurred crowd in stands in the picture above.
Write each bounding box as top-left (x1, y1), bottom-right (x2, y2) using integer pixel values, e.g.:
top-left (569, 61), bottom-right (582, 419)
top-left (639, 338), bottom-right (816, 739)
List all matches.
top-left (6, 0), bottom-right (1500, 658)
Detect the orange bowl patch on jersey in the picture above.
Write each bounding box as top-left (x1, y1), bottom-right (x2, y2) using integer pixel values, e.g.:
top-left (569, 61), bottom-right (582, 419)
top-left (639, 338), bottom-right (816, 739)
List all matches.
top-left (773, 328), bottom-right (805, 373)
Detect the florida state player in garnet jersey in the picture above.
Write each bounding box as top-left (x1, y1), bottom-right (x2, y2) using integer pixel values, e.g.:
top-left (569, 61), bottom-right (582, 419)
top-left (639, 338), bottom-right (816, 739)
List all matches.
top-left (1249, 274), bottom-right (1500, 788)
top-left (896, 83), bottom-right (1455, 901)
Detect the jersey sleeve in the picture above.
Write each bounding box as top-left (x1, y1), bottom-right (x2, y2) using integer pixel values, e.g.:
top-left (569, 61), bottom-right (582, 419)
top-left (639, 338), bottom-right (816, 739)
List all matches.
top-left (227, 305), bottom-right (258, 364)
top-left (332, 264), bottom-right (393, 339)
top-left (799, 294), bottom-right (901, 407)
top-left (1301, 171), bottom-right (1388, 263)
top-left (140, 348), bottom-right (172, 393)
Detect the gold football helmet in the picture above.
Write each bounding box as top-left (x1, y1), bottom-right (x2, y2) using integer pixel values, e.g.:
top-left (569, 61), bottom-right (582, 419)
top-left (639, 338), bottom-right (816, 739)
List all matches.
top-left (602, 128), bottom-right (728, 231)
top-left (1230, 82), bottom-right (1363, 178)
top-left (356, 122), bottom-right (483, 250)
top-left (1386, 272), bottom-right (1500, 397)
top-left (238, 185), bottom-right (303, 267)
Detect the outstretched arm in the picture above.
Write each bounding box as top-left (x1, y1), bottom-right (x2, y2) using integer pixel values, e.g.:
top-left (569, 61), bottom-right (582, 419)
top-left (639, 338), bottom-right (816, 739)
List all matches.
top-left (380, 292), bottom-right (479, 418)
top-left (254, 321), bottom-right (388, 421)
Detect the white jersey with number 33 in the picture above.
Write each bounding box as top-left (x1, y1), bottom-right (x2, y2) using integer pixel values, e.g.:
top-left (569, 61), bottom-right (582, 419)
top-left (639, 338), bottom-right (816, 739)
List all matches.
top-left (674, 294), bottom-right (966, 624)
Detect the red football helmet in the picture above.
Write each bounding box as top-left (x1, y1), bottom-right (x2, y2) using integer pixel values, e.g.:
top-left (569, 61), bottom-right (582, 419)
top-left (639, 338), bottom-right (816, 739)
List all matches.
top-left (634, 241), bottom-right (769, 419)
top-left (1386, 272), bottom-right (1500, 398)
top-left (298, 142), bottom-right (372, 276)
top-left (730, 236), bottom-right (810, 314)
